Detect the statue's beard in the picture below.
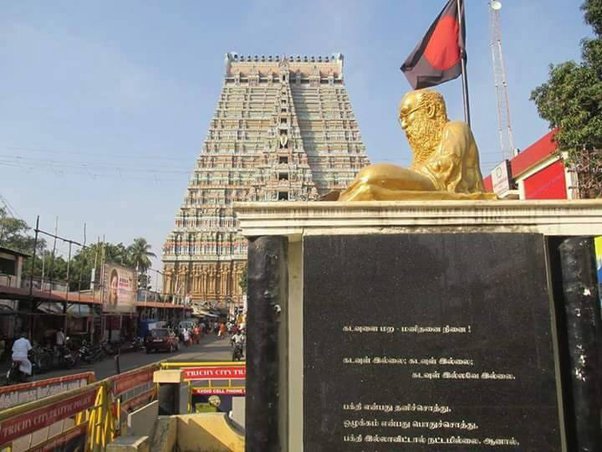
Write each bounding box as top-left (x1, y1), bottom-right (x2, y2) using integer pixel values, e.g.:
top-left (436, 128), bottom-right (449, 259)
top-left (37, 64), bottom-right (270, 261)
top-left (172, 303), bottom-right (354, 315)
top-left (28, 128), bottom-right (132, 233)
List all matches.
top-left (405, 119), bottom-right (445, 167)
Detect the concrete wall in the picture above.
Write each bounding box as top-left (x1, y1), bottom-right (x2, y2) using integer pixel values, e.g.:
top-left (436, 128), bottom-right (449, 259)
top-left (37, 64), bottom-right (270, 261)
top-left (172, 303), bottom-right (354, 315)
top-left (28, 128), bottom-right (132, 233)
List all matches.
top-left (127, 401), bottom-right (159, 437)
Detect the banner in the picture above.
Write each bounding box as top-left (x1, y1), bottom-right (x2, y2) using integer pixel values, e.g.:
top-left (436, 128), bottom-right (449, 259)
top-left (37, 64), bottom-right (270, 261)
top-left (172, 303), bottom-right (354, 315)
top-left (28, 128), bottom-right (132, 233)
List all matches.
top-left (0, 389), bottom-right (96, 446)
top-left (0, 373), bottom-right (93, 410)
top-left (102, 263), bottom-right (137, 313)
top-left (109, 365), bottom-right (156, 431)
top-left (182, 365), bottom-right (246, 381)
top-left (111, 368), bottom-right (154, 398)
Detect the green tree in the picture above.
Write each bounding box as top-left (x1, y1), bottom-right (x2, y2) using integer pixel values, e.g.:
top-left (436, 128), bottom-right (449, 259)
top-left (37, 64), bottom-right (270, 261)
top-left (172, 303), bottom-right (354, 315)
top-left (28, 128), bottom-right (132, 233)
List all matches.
top-left (0, 207), bottom-right (44, 254)
top-left (530, 0), bottom-right (602, 198)
top-left (66, 243), bottom-right (103, 291)
top-left (104, 242), bottom-right (130, 266)
top-left (127, 238), bottom-right (156, 274)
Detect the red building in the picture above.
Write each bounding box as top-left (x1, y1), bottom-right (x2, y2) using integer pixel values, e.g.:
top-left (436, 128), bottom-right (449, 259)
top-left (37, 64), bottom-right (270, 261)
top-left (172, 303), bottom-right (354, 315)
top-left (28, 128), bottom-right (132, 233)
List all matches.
top-left (483, 130), bottom-right (579, 200)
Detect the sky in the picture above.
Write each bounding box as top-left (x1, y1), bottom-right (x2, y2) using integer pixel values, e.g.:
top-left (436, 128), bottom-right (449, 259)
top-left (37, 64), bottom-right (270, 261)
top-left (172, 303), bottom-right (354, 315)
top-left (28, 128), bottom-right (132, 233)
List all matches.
top-left (0, 0), bottom-right (592, 271)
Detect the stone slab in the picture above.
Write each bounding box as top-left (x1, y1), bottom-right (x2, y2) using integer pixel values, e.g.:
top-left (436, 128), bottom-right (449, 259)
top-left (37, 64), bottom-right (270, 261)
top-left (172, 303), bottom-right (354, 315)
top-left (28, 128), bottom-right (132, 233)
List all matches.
top-left (127, 400), bottom-right (158, 437)
top-left (106, 435), bottom-right (149, 452)
top-left (153, 369), bottom-right (182, 384)
top-left (303, 233), bottom-right (562, 451)
top-left (234, 199), bottom-right (602, 237)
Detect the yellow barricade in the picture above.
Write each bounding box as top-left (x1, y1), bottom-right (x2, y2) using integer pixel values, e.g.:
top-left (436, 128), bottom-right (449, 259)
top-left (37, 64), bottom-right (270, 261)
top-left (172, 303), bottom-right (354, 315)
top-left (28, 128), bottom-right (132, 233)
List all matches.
top-left (0, 362), bottom-right (160, 452)
top-left (160, 362), bottom-right (246, 414)
top-left (0, 361), bottom-right (245, 450)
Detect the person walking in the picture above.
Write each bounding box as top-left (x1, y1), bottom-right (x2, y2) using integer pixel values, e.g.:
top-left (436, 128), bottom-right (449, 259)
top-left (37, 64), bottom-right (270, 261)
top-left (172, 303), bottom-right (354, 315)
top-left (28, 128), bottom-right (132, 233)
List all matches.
top-left (11, 332), bottom-right (33, 376)
top-left (218, 322), bottom-right (227, 339)
top-left (56, 328), bottom-right (65, 347)
top-left (182, 328), bottom-right (191, 347)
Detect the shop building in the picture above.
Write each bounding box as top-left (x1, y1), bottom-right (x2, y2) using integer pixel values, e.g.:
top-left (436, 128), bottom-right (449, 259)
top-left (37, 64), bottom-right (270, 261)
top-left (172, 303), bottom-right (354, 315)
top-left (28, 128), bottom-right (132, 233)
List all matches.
top-left (483, 130), bottom-right (579, 200)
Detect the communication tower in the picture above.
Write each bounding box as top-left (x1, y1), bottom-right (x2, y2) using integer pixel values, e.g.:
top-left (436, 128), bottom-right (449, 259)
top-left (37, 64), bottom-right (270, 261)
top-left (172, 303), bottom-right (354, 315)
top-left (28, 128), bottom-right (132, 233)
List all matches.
top-left (489, 0), bottom-right (515, 160)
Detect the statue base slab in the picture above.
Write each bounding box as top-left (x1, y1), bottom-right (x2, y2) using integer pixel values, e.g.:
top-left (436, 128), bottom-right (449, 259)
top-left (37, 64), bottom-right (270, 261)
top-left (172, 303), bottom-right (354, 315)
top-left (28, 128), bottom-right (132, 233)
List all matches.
top-left (236, 200), bottom-right (602, 452)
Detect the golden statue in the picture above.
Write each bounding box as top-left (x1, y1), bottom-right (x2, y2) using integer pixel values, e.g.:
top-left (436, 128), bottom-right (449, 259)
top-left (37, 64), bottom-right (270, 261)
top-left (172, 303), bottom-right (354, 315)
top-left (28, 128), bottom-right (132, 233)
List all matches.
top-left (338, 89), bottom-right (496, 201)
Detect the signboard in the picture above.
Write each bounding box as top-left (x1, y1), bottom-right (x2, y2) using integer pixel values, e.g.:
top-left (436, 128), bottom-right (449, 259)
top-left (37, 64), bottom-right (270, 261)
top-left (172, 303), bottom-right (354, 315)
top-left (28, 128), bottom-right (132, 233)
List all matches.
top-left (102, 263), bottom-right (137, 313)
top-left (0, 388), bottom-right (96, 446)
top-left (303, 234), bottom-right (562, 451)
top-left (182, 365), bottom-right (246, 381)
top-left (491, 160), bottom-right (512, 195)
top-left (180, 364), bottom-right (246, 400)
top-left (191, 388), bottom-right (245, 396)
top-left (0, 373), bottom-right (93, 410)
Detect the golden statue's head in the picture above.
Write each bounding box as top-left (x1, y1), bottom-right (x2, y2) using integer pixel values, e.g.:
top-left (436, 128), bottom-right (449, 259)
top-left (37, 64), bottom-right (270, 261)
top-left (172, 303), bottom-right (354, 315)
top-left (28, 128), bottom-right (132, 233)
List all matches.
top-left (398, 89), bottom-right (449, 165)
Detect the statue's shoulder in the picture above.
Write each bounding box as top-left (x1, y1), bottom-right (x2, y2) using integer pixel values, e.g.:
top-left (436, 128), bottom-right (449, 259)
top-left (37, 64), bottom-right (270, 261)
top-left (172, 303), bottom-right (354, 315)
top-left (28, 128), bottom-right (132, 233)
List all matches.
top-left (445, 121), bottom-right (471, 133)
top-left (443, 121), bottom-right (475, 143)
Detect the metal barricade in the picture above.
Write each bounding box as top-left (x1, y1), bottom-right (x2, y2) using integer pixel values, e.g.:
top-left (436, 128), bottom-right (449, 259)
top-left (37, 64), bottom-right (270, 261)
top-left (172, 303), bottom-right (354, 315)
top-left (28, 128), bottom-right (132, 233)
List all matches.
top-left (0, 363), bottom-right (159, 452)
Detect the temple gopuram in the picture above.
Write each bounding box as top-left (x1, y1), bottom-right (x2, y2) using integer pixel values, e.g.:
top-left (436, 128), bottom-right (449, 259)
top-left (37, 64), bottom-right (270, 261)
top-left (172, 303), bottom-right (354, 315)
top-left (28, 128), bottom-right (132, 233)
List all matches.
top-left (162, 53), bottom-right (370, 306)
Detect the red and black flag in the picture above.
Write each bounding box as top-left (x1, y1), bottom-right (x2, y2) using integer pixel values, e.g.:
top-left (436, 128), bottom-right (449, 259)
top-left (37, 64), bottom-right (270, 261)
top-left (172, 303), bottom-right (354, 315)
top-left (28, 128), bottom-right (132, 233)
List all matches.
top-left (401, 0), bottom-right (465, 89)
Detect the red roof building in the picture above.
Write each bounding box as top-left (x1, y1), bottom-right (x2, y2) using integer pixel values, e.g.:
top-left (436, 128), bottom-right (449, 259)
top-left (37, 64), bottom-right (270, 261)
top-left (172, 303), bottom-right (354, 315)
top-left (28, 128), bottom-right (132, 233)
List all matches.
top-left (483, 130), bottom-right (579, 200)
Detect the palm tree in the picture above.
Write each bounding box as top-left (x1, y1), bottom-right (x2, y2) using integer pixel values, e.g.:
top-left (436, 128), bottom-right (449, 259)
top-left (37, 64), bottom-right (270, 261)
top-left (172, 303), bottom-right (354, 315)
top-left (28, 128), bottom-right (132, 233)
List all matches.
top-left (127, 238), bottom-right (156, 274)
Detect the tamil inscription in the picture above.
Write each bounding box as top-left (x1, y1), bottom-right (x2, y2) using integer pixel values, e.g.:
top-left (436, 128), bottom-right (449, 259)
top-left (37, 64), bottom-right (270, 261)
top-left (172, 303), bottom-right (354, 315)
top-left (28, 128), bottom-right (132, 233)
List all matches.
top-left (303, 233), bottom-right (562, 451)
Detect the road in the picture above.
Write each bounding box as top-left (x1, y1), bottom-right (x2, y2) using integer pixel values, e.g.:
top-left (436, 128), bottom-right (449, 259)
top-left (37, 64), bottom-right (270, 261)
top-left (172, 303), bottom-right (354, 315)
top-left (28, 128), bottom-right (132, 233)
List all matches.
top-left (26, 336), bottom-right (235, 382)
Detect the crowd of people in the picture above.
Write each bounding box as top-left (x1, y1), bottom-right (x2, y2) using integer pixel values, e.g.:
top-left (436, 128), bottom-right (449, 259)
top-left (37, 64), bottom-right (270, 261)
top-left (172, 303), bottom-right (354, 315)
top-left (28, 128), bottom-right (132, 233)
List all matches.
top-left (175, 319), bottom-right (246, 361)
top-left (4, 317), bottom-right (247, 384)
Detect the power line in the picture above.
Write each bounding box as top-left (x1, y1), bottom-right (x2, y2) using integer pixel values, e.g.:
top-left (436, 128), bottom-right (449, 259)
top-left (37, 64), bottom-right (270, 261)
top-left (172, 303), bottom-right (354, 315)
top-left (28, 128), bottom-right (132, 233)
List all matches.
top-left (0, 194), bottom-right (22, 220)
top-left (1, 145), bottom-right (197, 163)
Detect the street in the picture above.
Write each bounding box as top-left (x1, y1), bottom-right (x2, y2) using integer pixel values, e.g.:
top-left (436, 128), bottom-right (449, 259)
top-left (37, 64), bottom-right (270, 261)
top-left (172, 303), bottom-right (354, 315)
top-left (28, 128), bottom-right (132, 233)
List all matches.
top-left (26, 336), bottom-right (235, 382)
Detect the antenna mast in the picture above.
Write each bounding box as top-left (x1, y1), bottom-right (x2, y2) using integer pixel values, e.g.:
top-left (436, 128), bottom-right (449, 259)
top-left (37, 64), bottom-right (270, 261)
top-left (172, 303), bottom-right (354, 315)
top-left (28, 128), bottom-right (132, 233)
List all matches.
top-left (489, 0), bottom-right (515, 160)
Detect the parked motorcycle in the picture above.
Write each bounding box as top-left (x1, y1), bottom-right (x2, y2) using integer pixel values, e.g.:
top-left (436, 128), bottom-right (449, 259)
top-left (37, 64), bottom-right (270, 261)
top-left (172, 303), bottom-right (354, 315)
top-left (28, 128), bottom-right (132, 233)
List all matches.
top-left (78, 341), bottom-right (105, 364)
top-left (57, 345), bottom-right (77, 369)
top-left (101, 341), bottom-right (117, 356)
top-left (131, 337), bottom-right (144, 351)
top-left (30, 345), bottom-right (53, 373)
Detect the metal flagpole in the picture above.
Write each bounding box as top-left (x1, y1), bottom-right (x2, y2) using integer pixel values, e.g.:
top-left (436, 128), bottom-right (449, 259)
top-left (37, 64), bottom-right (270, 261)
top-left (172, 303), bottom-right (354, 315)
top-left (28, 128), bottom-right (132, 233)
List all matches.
top-left (456, 0), bottom-right (471, 126)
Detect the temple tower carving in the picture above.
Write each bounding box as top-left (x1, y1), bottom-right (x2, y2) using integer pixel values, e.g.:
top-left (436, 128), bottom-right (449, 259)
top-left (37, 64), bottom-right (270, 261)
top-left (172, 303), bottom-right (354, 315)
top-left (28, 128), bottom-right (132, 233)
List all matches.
top-left (163, 53), bottom-right (370, 306)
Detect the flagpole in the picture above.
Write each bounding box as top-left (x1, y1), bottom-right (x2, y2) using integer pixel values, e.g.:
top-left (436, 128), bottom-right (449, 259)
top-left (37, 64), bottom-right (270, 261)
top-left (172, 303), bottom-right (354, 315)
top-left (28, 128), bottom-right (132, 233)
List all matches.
top-left (456, 0), bottom-right (471, 126)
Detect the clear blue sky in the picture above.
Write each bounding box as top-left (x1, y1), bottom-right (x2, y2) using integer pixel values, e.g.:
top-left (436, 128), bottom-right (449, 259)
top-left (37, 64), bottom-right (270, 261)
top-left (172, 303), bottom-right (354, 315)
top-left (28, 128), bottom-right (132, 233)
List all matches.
top-left (0, 0), bottom-right (591, 270)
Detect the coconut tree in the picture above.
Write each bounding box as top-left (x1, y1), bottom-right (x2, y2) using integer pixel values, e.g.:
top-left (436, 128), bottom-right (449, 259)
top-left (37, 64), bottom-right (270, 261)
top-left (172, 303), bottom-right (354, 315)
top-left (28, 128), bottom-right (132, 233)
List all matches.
top-left (127, 238), bottom-right (156, 274)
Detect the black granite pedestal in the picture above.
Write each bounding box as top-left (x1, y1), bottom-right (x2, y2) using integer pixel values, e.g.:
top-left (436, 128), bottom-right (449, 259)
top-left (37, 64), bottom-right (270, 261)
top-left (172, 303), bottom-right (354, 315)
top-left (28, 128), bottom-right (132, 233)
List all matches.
top-left (303, 233), bottom-right (563, 451)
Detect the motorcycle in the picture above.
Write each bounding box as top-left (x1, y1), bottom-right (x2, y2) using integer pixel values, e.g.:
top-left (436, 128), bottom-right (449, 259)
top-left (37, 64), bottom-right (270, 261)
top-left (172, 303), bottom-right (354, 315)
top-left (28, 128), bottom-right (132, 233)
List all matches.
top-left (30, 345), bottom-right (52, 373)
top-left (6, 353), bottom-right (35, 385)
top-left (57, 345), bottom-right (77, 369)
top-left (131, 337), bottom-right (144, 351)
top-left (101, 341), bottom-right (117, 356)
top-left (232, 342), bottom-right (244, 361)
top-left (78, 341), bottom-right (104, 364)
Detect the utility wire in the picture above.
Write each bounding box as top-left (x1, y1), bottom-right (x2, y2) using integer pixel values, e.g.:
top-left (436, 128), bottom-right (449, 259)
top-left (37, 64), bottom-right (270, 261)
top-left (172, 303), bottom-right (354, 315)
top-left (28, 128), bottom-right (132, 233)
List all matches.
top-left (0, 194), bottom-right (22, 220)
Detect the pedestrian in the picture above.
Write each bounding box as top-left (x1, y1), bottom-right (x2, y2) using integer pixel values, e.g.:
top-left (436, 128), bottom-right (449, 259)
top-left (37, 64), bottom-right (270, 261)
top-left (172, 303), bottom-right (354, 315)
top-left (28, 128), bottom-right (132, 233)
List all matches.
top-left (56, 328), bottom-right (65, 348)
top-left (218, 322), bottom-right (227, 339)
top-left (193, 325), bottom-right (200, 344)
top-left (182, 328), bottom-right (191, 346)
top-left (11, 332), bottom-right (33, 376)
top-left (231, 330), bottom-right (245, 360)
